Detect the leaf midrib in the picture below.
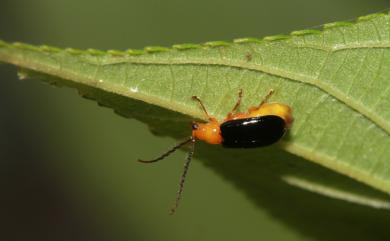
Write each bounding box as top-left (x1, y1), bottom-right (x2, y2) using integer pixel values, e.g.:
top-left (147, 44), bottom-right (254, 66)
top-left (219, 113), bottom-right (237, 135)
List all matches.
top-left (99, 45), bottom-right (390, 133)
top-left (1, 40), bottom-right (388, 132)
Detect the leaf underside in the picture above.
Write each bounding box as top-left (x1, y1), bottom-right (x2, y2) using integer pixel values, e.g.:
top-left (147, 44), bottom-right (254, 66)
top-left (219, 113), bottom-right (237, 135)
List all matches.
top-left (0, 13), bottom-right (389, 201)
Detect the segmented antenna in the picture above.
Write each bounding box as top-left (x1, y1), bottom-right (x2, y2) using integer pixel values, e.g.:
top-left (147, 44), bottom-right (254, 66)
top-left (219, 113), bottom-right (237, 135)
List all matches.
top-left (138, 137), bottom-right (194, 163)
top-left (169, 138), bottom-right (195, 215)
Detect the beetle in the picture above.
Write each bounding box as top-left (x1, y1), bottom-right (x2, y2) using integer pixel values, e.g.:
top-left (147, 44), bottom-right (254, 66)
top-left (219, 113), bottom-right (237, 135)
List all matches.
top-left (138, 89), bottom-right (293, 214)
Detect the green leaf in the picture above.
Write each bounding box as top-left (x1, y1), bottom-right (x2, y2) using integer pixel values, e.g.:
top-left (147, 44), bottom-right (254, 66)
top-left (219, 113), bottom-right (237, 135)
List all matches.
top-left (0, 11), bottom-right (389, 204)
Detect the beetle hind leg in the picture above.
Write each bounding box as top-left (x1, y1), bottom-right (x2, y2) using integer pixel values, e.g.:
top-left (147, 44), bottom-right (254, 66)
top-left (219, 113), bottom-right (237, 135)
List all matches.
top-left (249, 89), bottom-right (275, 112)
top-left (230, 89), bottom-right (243, 113)
top-left (225, 89), bottom-right (243, 120)
top-left (259, 89), bottom-right (274, 107)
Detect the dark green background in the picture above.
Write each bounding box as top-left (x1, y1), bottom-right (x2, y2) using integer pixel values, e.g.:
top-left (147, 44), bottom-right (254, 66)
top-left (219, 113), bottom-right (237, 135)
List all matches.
top-left (1, 1), bottom-right (389, 241)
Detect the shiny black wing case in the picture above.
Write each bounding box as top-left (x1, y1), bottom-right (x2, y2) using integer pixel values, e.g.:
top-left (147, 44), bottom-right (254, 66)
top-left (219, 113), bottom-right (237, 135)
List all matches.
top-left (220, 115), bottom-right (286, 148)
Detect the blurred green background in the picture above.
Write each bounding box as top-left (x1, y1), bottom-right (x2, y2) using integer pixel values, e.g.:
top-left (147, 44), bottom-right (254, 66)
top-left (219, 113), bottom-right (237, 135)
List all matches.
top-left (1, 1), bottom-right (390, 241)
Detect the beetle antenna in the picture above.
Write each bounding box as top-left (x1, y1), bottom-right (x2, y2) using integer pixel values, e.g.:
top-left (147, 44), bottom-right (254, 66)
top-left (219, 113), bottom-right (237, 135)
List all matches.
top-left (169, 138), bottom-right (196, 215)
top-left (138, 137), bottom-right (194, 163)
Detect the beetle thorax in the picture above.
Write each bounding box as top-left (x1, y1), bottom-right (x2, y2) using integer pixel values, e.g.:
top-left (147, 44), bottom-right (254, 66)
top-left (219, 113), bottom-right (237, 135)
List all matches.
top-left (192, 119), bottom-right (222, 145)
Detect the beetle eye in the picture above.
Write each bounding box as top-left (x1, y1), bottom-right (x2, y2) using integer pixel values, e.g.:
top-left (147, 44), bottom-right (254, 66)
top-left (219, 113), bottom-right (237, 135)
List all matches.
top-left (191, 122), bottom-right (199, 130)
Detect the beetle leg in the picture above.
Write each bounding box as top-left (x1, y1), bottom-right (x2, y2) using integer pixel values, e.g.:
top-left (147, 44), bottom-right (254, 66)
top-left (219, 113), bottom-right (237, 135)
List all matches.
top-left (230, 89), bottom-right (243, 113)
top-left (258, 89), bottom-right (275, 107)
top-left (247, 89), bottom-right (275, 112)
top-left (192, 95), bottom-right (213, 120)
top-left (225, 89), bottom-right (243, 120)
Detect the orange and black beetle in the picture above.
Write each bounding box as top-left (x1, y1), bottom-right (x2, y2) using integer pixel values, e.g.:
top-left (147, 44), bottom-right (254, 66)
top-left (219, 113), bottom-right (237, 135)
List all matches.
top-left (139, 89), bottom-right (293, 214)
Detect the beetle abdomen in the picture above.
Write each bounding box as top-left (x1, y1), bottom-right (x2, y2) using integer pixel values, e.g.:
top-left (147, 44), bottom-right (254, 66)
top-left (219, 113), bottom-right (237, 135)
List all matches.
top-left (220, 115), bottom-right (286, 148)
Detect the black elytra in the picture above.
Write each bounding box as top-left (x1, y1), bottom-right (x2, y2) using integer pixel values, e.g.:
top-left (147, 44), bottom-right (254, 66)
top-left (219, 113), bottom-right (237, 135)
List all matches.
top-left (220, 115), bottom-right (286, 148)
